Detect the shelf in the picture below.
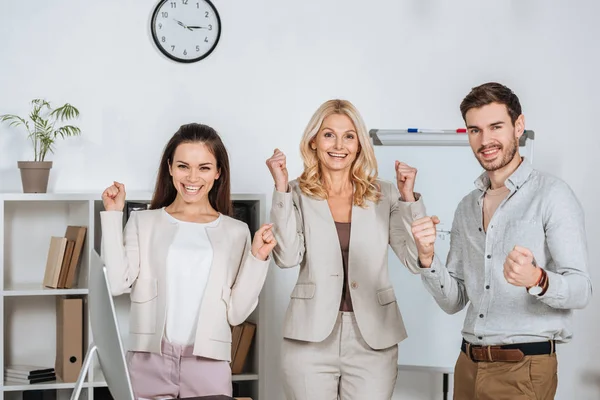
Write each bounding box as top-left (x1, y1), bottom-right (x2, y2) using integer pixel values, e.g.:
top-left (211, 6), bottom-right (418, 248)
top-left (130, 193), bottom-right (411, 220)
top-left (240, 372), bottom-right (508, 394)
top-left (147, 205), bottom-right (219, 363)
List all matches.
top-left (3, 377), bottom-right (70, 391)
top-left (2, 378), bottom-right (103, 391)
top-left (2, 283), bottom-right (88, 296)
top-left (232, 373), bottom-right (259, 382)
top-left (0, 193), bottom-right (99, 202)
top-left (1, 192), bottom-right (264, 399)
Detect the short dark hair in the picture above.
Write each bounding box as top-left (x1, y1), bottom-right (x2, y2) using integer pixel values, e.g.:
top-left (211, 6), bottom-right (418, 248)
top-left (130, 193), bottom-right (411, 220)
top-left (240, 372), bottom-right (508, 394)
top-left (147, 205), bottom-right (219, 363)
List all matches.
top-left (460, 82), bottom-right (522, 125)
top-left (150, 123), bottom-right (232, 216)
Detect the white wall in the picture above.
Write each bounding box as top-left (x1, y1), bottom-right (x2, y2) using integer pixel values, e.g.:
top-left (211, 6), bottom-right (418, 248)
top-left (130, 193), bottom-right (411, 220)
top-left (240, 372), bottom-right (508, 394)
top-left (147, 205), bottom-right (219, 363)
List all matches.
top-left (1, 0), bottom-right (600, 399)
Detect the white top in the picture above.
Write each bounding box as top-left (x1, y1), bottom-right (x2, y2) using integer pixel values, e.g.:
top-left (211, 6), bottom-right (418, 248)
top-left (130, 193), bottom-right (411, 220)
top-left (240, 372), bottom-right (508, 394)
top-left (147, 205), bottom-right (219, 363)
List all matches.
top-left (163, 209), bottom-right (221, 345)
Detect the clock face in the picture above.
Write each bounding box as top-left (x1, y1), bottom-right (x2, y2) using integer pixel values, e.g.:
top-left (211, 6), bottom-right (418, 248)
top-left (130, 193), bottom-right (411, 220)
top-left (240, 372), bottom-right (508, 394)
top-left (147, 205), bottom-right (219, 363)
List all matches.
top-left (151, 0), bottom-right (221, 63)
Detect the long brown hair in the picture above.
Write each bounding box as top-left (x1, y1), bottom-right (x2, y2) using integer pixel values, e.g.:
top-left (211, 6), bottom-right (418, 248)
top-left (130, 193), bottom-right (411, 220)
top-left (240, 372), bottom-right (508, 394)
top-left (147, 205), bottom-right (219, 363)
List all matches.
top-left (149, 123), bottom-right (233, 216)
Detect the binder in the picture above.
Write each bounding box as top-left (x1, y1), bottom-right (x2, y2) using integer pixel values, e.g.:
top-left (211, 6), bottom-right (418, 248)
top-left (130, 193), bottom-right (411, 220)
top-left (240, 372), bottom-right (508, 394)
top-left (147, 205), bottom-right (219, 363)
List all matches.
top-left (55, 296), bottom-right (83, 382)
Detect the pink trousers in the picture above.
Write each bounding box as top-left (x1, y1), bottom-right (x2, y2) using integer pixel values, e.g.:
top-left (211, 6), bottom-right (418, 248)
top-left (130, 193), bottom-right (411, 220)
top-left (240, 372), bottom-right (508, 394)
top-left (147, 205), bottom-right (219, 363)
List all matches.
top-left (127, 340), bottom-right (232, 400)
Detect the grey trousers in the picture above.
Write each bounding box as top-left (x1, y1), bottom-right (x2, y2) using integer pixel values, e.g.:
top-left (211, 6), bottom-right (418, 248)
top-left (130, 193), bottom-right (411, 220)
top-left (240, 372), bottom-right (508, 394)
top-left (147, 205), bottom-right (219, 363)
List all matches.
top-left (281, 312), bottom-right (398, 400)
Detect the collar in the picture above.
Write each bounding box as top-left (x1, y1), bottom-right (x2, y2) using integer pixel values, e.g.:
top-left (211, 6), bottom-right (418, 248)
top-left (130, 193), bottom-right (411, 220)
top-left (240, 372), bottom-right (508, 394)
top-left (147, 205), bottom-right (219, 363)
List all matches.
top-left (474, 158), bottom-right (533, 193)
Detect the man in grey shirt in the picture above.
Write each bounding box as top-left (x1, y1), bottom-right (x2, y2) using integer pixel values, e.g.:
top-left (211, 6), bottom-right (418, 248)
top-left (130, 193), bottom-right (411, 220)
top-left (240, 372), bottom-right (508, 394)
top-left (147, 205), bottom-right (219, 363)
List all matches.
top-left (411, 82), bottom-right (591, 400)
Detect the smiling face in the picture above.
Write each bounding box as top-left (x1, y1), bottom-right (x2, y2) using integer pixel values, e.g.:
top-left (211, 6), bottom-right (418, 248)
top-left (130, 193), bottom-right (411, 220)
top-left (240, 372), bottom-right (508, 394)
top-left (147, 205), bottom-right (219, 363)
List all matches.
top-left (168, 142), bottom-right (220, 204)
top-left (311, 113), bottom-right (360, 173)
top-left (466, 102), bottom-right (524, 172)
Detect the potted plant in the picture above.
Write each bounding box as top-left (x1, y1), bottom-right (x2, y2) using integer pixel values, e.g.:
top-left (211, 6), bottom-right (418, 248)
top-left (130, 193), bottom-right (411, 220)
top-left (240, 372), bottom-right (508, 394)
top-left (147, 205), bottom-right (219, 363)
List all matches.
top-left (0, 98), bottom-right (81, 193)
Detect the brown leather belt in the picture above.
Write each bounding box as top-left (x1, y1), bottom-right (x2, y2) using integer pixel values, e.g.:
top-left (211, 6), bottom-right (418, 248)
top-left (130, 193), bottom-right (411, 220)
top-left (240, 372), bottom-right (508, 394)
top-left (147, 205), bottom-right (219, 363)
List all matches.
top-left (461, 338), bottom-right (555, 363)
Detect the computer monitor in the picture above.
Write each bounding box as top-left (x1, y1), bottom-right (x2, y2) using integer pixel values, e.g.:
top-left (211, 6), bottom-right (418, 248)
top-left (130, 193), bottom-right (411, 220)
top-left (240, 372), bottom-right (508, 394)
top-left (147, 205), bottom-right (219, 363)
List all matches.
top-left (70, 251), bottom-right (135, 400)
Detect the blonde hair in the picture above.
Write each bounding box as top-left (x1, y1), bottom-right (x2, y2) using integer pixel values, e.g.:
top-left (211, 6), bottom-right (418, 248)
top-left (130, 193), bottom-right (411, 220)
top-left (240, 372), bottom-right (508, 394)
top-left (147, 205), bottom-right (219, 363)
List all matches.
top-left (298, 99), bottom-right (379, 207)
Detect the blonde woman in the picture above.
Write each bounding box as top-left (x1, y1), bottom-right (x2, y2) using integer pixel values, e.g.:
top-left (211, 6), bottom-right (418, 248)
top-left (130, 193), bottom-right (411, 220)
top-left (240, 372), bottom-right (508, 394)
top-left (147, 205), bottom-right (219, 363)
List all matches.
top-left (266, 99), bottom-right (427, 400)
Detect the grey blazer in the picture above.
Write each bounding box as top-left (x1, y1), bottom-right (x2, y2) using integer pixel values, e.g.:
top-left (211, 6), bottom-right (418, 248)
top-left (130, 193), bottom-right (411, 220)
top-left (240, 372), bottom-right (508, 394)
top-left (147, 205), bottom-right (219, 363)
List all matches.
top-left (270, 179), bottom-right (426, 350)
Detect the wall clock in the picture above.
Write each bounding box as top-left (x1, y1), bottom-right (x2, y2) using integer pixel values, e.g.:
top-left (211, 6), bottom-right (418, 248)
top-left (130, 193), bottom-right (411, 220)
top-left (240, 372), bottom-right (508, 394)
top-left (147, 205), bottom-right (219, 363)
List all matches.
top-left (151, 0), bottom-right (221, 63)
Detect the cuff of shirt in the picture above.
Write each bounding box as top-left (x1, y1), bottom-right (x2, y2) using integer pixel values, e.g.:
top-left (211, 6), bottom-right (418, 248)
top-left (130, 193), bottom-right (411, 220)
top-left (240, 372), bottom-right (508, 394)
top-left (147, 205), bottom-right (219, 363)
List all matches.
top-left (416, 254), bottom-right (444, 278)
top-left (538, 269), bottom-right (566, 301)
top-left (396, 193), bottom-right (426, 220)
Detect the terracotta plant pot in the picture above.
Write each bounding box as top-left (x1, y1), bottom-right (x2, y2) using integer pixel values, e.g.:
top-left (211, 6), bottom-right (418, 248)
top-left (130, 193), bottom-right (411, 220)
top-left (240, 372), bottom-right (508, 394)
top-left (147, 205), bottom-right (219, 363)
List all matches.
top-left (17, 161), bottom-right (53, 193)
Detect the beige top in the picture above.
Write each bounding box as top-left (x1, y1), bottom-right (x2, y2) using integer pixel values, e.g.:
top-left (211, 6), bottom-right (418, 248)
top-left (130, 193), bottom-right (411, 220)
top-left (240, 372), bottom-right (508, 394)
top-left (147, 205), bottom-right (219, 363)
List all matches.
top-left (482, 186), bottom-right (510, 232)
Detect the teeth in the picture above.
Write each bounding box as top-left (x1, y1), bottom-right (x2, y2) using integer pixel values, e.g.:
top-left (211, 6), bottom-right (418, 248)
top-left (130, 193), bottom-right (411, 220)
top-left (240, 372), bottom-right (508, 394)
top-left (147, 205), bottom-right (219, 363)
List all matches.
top-left (482, 148), bottom-right (499, 155)
top-left (328, 153), bottom-right (347, 158)
top-left (184, 185), bottom-right (200, 191)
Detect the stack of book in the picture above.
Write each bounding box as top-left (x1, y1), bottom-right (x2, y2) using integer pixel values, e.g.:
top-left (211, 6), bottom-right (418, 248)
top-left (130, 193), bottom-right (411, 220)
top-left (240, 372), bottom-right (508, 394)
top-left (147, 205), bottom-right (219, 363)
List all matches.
top-left (42, 226), bottom-right (87, 289)
top-left (4, 365), bottom-right (56, 385)
top-left (230, 321), bottom-right (256, 374)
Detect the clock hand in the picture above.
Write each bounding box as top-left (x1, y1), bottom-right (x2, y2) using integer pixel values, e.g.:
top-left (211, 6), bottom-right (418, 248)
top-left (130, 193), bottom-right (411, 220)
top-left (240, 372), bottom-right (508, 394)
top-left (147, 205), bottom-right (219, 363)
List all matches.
top-left (187, 25), bottom-right (208, 30)
top-left (173, 18), bottom-right (189, 29)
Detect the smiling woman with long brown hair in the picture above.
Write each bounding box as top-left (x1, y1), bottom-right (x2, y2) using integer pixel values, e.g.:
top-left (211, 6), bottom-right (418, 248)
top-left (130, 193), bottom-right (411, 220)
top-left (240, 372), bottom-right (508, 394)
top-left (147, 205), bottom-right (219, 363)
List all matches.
top-left (266, 99), bottom-right (428, 400)
top-left (100, 123), bottom-right (276, 399)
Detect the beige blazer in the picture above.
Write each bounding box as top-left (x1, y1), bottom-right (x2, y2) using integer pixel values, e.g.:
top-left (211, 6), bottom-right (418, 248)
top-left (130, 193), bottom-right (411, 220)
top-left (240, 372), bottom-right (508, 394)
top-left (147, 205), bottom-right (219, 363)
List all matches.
top-left (100, 208), bottom-right (269, 361)
top-left (270, 179), bottom-right (426, 350)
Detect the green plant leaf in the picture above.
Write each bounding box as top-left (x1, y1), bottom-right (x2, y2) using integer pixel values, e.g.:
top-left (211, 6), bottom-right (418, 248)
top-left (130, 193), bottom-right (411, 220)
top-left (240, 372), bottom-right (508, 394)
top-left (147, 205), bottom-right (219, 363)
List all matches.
top-left (0, 114), bottom-right (29, 130)
top-left (50, 103), bottom-right (80, 122)
top-left (1, 98), bottom-right (81, 162)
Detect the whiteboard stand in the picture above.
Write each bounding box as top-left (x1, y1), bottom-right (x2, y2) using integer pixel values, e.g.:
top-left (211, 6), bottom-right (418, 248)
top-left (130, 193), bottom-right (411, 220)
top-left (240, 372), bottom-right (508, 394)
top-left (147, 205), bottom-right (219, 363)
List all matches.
top-left (398, 365), bottom-right (454, 400)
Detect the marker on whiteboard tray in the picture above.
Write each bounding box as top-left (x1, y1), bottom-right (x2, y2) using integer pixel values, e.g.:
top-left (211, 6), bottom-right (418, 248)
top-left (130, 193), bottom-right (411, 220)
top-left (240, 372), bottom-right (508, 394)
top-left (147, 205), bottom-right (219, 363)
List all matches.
top-left (407, 128), bottom-right (467, 134)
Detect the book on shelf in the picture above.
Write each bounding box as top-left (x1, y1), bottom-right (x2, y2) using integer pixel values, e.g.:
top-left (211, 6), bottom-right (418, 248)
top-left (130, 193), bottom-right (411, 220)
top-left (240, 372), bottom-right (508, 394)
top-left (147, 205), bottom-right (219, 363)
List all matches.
top-left (230, 321), bottom-right (256, 374)
top-left (4, 365), bottom-right (55, 376)
top-left (23, 390), bottom-right (58, 400)
top-left (5, 371), bottom-right (56, 380)
top-left (42, 226), bottom-right (87, 289)
top-left (4, 365), bottom-right (56, 385)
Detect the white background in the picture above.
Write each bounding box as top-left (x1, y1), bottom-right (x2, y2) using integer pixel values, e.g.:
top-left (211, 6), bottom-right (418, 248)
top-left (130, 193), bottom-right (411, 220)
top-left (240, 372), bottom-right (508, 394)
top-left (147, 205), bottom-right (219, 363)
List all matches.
top-left (1, 1), bottom-right (599, 399)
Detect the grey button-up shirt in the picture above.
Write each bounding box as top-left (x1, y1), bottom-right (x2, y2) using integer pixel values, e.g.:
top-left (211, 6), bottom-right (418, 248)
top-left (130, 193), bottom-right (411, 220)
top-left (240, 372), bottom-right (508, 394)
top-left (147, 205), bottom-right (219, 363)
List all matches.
top-left (420, 161), bottom-right (592, 345)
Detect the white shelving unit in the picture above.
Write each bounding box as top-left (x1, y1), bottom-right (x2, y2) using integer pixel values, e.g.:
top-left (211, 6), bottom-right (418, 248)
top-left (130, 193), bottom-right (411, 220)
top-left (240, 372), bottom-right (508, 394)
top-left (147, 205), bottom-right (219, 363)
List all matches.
top-left (1, 192), bottom-right (266, 400)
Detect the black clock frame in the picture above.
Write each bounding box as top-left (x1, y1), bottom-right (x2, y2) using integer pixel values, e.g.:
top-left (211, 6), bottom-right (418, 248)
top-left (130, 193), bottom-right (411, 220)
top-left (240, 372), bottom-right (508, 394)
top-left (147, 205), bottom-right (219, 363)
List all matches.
top-left (150, 0), bottom-right (222, 63)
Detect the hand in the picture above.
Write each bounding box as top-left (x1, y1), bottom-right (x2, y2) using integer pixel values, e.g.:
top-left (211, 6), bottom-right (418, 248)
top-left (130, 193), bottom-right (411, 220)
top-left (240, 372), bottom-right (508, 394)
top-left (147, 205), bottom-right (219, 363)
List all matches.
top-left (251, 223), bottom-right (277, 261)
top-left (395, 161), bottom-right (417, 201)
top-left (102, 181), bottom-right (126, 212)
top-left (411, 216), bottom-right (440, 268)
top-left (504, 246), bottom-right (542, 287)
top-left (266, 148), bottom-right (289, 192)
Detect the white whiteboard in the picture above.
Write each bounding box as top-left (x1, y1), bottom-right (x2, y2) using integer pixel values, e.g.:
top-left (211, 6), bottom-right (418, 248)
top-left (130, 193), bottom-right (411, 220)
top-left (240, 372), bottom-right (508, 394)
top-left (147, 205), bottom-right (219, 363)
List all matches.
top-left (374, 140), bottom-right (533, 372)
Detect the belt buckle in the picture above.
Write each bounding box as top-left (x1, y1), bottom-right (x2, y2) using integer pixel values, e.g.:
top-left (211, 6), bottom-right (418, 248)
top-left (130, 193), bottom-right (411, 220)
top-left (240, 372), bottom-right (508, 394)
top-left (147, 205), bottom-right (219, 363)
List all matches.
top-left (466, 343), bottom-right (478, 363)
top-left (467, 343), bottom-right (495, 362)
top-left (485, 345), bottom-right (494, 362)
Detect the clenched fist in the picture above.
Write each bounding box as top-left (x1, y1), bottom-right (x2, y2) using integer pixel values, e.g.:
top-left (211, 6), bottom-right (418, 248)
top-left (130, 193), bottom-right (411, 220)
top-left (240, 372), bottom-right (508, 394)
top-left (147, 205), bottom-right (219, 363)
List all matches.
top-left (411, 216), bottom-right (440, 268)
top-left (395, 161), bottom-right (417, 202)
top-left (504, 246), bottom-right (541, 287)
top-left (102, 181), bottom-right (126, 212)
top-left (251, 223), bottom-right (277, 261)
top-left (266, 148), bottom-right (289, 192)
